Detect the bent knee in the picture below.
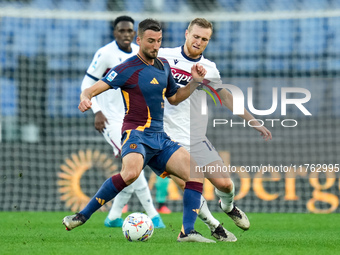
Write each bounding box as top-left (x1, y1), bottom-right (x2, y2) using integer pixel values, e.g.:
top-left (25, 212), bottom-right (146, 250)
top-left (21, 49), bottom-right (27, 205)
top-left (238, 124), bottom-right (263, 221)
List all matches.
top-left (224, 180), bottom-right (234, 193)
top-left (216, 179), bottom-right (234, 193)
top-left (121, 169), bottom-right (142, 185)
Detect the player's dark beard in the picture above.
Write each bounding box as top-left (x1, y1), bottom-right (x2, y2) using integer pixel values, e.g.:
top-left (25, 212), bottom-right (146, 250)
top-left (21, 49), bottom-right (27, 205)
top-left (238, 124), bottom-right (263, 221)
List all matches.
top-left (142, 49), bottom-right (158, 60)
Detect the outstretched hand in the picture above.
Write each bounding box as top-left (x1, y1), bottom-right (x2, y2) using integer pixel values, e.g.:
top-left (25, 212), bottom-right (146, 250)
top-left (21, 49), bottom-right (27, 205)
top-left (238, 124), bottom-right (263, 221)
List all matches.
top-left (191, 63), bottom-right (207, 83)
top-left (254, 126), bottom-right (272, 141)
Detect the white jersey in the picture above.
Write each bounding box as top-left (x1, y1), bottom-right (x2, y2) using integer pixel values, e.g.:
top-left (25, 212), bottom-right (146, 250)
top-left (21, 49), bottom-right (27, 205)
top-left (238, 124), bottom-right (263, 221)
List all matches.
top-left (158, 46), bottom-right (221, 147)
top-left (81, 41), bottom-right (139, 122)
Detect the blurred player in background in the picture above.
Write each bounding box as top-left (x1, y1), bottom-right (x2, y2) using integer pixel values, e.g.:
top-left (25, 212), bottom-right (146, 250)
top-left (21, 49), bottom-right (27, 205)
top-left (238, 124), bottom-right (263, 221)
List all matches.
top-left (159, 18), bottom-right (272, 238)
top-left (155, 175), bottom-right (172, 213)
top-left (81, 15), bottom-right (165, 228)
top-left (148, 173), bottom-right (172, 214)
top-left (65, 18), bottom-right (215, 243)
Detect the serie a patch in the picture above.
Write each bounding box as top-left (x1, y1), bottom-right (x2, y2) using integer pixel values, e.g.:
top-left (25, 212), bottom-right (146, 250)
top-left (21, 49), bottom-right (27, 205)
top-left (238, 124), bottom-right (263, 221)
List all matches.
top-left (107, 70), bottom-right (118, 82)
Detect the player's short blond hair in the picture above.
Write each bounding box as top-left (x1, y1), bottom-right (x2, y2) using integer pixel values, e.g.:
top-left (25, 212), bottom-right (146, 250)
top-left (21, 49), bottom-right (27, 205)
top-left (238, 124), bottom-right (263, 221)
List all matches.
top-left (187, 18), bottom-right (213, 32)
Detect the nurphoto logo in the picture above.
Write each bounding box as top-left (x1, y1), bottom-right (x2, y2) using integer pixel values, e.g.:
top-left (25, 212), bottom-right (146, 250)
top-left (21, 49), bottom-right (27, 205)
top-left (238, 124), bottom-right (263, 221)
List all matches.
top-left (201, 84), bottom-right (312, 128)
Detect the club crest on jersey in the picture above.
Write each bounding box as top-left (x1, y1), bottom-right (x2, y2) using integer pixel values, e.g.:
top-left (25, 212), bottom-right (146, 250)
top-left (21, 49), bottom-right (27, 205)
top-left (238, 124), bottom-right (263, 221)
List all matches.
top-left (107, 70), bottom-right (118, 82)
top-left (130, 144), bottom-right (137, 149)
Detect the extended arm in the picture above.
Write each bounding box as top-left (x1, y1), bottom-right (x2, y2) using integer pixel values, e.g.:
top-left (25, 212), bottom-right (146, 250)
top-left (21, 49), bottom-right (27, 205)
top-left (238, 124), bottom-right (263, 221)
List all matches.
top-left (79, 80), bottom-right (111, 112)
top-left (218, 88), bottom-right (272, 141)
top-left (81, 75), bottom-right (109, 132)
top-left (81, 75), bottom-right (102, 113)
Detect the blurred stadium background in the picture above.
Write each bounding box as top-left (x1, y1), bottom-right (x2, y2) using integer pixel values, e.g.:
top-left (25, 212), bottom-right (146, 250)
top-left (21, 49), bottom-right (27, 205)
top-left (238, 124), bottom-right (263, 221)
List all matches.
top-left (0, 0), bottom-right (339, 213)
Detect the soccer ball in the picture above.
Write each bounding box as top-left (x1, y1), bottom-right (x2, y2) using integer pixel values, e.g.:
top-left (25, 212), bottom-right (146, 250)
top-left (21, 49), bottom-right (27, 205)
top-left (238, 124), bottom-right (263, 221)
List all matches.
top-left (122, 212), bottom-right (154, 242)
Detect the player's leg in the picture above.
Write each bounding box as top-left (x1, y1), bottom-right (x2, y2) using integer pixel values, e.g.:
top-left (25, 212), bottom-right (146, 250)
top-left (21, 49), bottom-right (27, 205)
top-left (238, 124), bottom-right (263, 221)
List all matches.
top-left (191, 139), bottom-right (249, 230)
top-left (103, 122), bottom-right (162, 227)
top-left (170, 174), bottom-right (236, 242)
top-left (105, 121), bottom-right (165, 227)
top-left (105, 174), bottom-right (166, 229)
top-left (102, 122), bottom-right (135, 227)
top-left (206, 160), bottom-right (250, 230)
top-left (170, 175), bottom-right (221, 227)
top-left (101, 122), bottom-right (123, 157)
top-left (105, 184), bottom-right (134, 227)
top-left (132, 170), bottom-right (165, 228)
top-left (177, 140), bottom-right (237, 240)
top-left (159, 146), bottom-right (214, 243)
top-left (62, 152), bottom-right (143, 231)
top-left (105, 170), bottom-right (165, 228)
top-left (199, 195), bottom-right (237, 242)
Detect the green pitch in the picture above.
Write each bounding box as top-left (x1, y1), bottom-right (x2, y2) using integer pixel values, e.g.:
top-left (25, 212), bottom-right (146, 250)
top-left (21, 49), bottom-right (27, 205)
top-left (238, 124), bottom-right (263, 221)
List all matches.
top-left (0, 211), bottom-right (338, 255)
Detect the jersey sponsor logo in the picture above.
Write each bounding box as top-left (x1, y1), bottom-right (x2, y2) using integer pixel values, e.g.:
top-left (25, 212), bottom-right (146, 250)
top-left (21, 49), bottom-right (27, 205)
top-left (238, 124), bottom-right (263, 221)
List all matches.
top-left (150, 78), bottom-right (159, 84)
top-left (171, 67), bottom-right (192, 85)
top-left (174, 59), bottom-right (179, 65)
top-left (170, 67), bottom-right (222, 106)
top-left (107, 70), bottom-right (118, 82)
top-left (170, 65), bottom-right (223, 114)
top-left (130, 144), bottom-right (137, 149)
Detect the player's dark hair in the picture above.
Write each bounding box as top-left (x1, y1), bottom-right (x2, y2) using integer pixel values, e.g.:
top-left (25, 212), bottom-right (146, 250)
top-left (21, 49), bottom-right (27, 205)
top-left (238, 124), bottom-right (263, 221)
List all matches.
top-left (188, 18), bottom-right (213, 32)
top-left (111, 15), bottom-right (134, 30)
top-left (137, 18), bottom-right (162, 37)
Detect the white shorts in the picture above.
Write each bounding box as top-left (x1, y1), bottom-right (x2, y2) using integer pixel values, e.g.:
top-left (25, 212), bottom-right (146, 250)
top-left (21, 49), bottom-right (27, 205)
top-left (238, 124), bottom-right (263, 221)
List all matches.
top-left (182, 138), bottom-right (222, 167)
top-left (102, 119), bottom-right (123, 156)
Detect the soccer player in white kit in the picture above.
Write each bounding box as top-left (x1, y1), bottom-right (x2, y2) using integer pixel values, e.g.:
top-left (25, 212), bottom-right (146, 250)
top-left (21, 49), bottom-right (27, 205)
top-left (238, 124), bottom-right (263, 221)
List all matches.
top-left (159, 18), bottom-right (272, 239)
top-left (81, 16), bottom-right (165, 228)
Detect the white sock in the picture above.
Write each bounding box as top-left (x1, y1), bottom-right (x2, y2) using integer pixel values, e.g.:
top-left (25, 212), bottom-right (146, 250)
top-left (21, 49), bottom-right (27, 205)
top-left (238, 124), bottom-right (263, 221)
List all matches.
top-left (107, 184), bottom-right (134, 220)
top-left (198, 196), bottom-right (220, 231)
top-left (132, 170), bottom-right (159, 219)
top-left (215, 181), bottom-right (235, 213)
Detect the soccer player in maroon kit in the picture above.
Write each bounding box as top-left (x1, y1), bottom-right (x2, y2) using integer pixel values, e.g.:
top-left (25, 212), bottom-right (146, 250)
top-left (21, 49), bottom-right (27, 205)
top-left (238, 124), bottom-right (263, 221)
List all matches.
top-left (63, 18), bottom-right (215, 243)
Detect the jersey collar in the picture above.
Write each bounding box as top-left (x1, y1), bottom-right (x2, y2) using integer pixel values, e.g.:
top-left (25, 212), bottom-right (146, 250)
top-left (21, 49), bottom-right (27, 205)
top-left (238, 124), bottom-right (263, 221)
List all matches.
top-left (181, 45), bottom-right (202, 62)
